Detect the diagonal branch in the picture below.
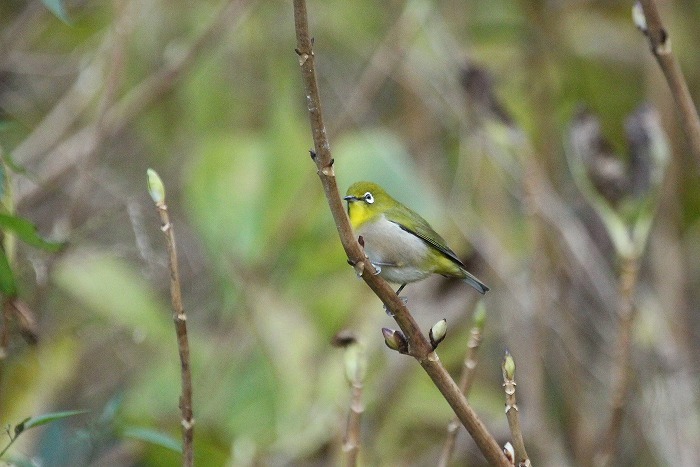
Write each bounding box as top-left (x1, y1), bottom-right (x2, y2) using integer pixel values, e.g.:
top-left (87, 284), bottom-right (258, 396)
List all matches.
top-left (292, 1), bottom-right (508, 465)
top-left (636, 0), bottom-right (700, 169)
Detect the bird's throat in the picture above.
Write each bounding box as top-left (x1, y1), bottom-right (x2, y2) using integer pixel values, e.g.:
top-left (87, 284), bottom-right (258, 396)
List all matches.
top-left (348, 202), bottom-right (377, 229)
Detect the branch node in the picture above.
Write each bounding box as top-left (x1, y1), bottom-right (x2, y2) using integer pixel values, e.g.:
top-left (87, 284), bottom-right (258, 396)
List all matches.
top-left (181, 418), bottom-right (195, 430)
top-left (426, 351), bottom-right (439, 363)
top-left (161, 222), bottom-right (172, 233)
top-left (320, 159), bottom-right (335, 177)
top-left (352, 260), bottom-right (366, 277)
top-left (297, 52), bottom-right (310, 66)
top-left (309, 149), bottom-right (317, 160)
top-left (655, 29), bottom-right (670, 54)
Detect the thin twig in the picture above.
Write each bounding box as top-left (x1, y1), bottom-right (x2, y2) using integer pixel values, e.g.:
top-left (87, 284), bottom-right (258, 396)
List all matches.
top-left (438, 304), bottom-right (486, 467)
top-left (343, 381), bottom-right (363, 467)
top-left (502, 351), bottom-right (531, 467)
top-left (636, 0), bottom-right (700, 169)
top-left (332, 332), bottom-right (365, 467)
top-left (292, 2), bottom-right (508, 465)
top-left (596, 254), bottom-right (639, 466)
top-left (147, 170), bottom-right (194, 466)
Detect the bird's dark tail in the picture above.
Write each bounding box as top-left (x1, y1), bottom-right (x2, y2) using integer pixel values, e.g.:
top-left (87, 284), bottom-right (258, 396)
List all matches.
top-left (462, 270), bottom-right (489, 294)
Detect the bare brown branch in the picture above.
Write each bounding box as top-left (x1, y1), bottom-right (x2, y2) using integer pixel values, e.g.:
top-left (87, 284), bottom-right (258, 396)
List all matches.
top-left (438, 305), bottom-right (485, 467)
top-left (596, 255), bottom-right (640, 466)
top-left (292, 1), bottom-right (508, 465)
top-left (149, 172), bottom-right (194, 467)
top-left (637, 0), bottom-right (700, 170)
top-left (503, 351), bottom-right (531, 467)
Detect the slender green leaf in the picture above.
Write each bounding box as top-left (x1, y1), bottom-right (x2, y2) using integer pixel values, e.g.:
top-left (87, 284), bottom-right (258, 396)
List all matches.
top-left (0, 248), bottom-right (17, 296)
top-left (22, 410), bottom-right (89, 430)
top-left (0, 214), bottom-right (64, 252)
top-left (41, 0), bottom-right (71, 24)
top-left (122, 426), bottom-right (182, 453)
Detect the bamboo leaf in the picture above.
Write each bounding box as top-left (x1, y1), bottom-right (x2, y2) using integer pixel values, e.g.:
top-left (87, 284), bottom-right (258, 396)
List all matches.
top-left (122, 426), bottom-right (182, 453)
top-left (0, 214), bottom-right (64, 252)
top-left (22, 410), bottom-right (89, 431)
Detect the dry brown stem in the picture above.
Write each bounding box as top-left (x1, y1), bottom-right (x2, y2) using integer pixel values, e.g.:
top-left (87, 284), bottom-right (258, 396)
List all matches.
top-left (502, 351), bottom-right (530, 467)
top-left (637, 0), bottom-right (700, 169)
top-left (343, 382), bottom-right (363, 467)
top-left (151, 191), bottom-right (194, 467)
top-left (596, 255), bottom-right (640, 466)
top-left (292, 1), bottom-right (508, 465)
top-left (438, 311), bottom-right (485, 467)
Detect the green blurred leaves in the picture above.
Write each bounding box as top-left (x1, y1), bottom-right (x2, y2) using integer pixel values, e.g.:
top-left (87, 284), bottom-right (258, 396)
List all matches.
top-left (0, 248), bottom-right (16, 296)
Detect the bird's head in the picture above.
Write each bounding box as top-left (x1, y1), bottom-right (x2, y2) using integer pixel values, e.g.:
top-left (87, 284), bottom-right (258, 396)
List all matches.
top-left (344, 181), bottom-right (392, 227)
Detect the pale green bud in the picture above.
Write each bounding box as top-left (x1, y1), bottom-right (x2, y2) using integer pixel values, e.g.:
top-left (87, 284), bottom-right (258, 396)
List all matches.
top-left (146, 168), bottom-right (165, 205)
top-left (344, 343), bottom-right (366, 385)
top-left (429, 318), bottom-right (447, 349)
top-left (382, 327), bottom-right (408, 354)
top-left (502, 350), bottom-right (516, 381)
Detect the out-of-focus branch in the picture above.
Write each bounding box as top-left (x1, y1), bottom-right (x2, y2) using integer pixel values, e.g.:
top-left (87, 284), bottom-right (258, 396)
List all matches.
top-left (502, 351), bottom-right (531, 467)
top-left (292, 2), bottom-right (508, 465)
top-left (438, 302), bottom-right (486, 467)
top-left (16, 0), bottom-right (251, 208)
top-left (567, 105), bottom-right (668, 466)
top-left (147, 170), bottom-right (194, 467)
top-left (635, 1), bottom-right (700, 170)
top-left (595, 255), bottom-right (639, 467)
top-left (332, 332), bottom-right (366, 467)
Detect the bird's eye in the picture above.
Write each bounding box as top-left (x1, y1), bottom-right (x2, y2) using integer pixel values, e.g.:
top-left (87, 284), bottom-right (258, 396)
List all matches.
top-left (363, 192), bottom-right (374, 204)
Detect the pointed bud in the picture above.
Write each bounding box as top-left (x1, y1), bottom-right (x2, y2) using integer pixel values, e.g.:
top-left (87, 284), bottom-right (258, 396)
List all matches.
top-left (382, 327), bottom-right (408, 354)
top-left (344, 343), bottom-right (366, 385)
top-left (502, 350), bottom-right (516, 381)
top-left (146, 168), bottom-right (166, 205)
top-left (472, 301), bottom-right (487, 331)
top-left (429, 319), bottom-right (447, 349)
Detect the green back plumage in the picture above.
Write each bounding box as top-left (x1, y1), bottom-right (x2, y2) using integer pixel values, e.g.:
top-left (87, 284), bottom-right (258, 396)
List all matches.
top-left (386, 203), bottom-right (467, 270)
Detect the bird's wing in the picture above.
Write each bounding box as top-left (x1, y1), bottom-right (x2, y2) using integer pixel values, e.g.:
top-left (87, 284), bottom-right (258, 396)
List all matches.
top-left (386, 205), bottom-right (467, 269)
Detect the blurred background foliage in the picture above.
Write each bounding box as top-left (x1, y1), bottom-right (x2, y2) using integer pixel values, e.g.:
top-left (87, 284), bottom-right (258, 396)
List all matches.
top-left (0, 0), bottom-right (699, 465)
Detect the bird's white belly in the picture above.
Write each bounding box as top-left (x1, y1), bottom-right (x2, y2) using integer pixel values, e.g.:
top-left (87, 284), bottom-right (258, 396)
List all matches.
top-left (356, 217), bottom-right (431, 284)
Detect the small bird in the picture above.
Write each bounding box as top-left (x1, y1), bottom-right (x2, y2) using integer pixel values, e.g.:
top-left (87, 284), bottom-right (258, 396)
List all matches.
top-left (344, 181), bottom-right (489, 295)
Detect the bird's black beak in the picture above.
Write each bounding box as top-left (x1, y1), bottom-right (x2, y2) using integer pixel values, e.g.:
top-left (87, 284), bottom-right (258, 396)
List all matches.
top-left (343, 195), bottom-right (357, 202)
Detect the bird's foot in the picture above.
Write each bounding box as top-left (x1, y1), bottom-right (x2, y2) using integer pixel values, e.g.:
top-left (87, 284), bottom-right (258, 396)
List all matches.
top-left (382, 297), bottom-right (408, 316)
top-left (370, 263), bottom-right (382, 275)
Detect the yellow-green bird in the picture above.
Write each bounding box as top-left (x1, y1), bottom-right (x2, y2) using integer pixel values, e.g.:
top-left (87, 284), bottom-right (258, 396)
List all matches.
top-left (344, 181), bottom-right (489, 295)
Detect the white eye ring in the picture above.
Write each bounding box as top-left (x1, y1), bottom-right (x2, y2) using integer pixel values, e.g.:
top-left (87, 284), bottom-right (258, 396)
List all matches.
top-left (363, 192), bottom-right (374, 204)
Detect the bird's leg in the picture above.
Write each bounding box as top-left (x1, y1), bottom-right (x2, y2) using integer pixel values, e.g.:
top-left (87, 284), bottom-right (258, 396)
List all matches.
top-left (395, 283), bottom-right (409, 305)
top-left (383, 283), bottom-right (409, 315)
